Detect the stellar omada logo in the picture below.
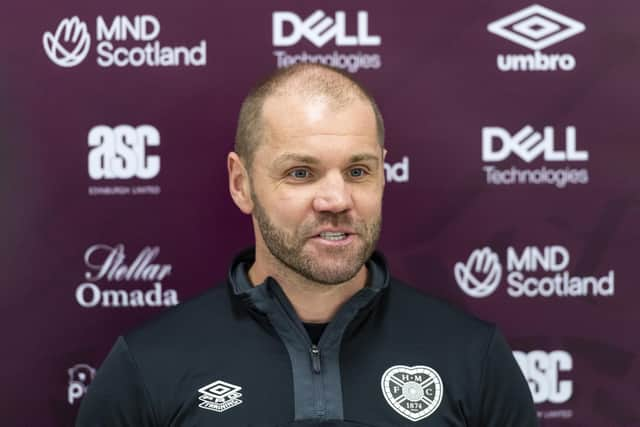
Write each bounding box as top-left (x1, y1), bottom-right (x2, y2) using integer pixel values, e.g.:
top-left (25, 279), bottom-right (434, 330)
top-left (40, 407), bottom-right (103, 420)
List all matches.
top-left (487, 5), bottom-right (585, 71)
top-left (75, 243), bottom-right (179, 308)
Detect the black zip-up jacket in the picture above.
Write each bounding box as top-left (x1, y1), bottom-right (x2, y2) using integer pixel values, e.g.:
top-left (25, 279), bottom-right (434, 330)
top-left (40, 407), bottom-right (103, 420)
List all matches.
top-left (76, 249), bottom-right (538, 426)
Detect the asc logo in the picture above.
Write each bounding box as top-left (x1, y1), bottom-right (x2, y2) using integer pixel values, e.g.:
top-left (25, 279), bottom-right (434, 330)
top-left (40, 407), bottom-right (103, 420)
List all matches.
top-left (88, 125), bottom-right (160, 180)
top-left (513, 350), bottom-right (573, 404)
top-left (381, 365), bottom-right (443, 421)
top-left (273, 10), bottom-right (380, 47)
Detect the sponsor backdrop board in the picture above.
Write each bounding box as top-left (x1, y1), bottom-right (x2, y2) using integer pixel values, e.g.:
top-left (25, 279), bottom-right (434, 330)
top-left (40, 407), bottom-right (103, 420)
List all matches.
top-left (1, 0), bottom-right (639, 425)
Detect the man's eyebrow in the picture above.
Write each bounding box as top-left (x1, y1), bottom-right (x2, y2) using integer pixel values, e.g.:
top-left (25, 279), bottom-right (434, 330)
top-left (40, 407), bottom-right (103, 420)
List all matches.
top-left (273, 153), bottom-right (321, 167)
top-left (349, 153), bottom-right (380, 163)
top-left (272, 152), bottom-right (380, 168)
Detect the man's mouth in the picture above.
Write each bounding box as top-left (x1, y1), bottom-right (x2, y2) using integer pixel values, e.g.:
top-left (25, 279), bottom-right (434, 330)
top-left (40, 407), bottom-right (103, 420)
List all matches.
top-left (319, 231), bottom-right (348, 241)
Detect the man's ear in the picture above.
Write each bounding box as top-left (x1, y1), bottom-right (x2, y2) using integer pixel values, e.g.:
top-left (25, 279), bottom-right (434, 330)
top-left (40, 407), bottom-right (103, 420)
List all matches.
top-left (227, 152), bottom-right (253, 214)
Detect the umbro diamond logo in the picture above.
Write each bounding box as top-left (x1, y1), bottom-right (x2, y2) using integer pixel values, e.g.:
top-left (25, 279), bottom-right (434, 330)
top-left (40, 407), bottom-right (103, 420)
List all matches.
top-left (381, 365), bottom-right (443, 421)
top-left (197, 380), bottom-right (243, 413)
top-left (487, 4), bottom-right (585, 51)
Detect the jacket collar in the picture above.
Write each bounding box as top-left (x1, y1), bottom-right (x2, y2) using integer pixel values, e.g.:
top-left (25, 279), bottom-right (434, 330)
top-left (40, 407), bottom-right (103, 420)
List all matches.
top-left (227, 247), bottom-right (390, 316)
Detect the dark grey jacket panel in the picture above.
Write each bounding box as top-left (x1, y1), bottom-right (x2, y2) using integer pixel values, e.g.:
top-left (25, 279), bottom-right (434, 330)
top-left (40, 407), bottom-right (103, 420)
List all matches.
top-left (229, 250), bottom-right (389, 421)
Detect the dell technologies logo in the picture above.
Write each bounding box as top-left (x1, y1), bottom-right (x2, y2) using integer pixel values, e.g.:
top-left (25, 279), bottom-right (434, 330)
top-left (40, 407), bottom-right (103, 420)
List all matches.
top-left (482, 126), bottom-right (587, 163)
top-left (272, 10), bottom-right (382, 73)
top-left (273, 11), bottom-right (380, 47)
top-left (488, 5), bottom-right (585, 71)
top-left (481, 125), bottom-right (590, 188)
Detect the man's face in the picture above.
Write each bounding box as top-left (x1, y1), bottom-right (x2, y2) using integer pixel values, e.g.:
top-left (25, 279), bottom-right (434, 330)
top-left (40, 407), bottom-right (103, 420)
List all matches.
top-left (249, 94), bottom-right (384, 285)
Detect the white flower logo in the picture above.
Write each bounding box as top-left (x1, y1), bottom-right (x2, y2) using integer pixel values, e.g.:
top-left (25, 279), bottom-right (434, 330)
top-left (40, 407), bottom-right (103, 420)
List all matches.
top-left (43, 17), bottom-right (91, 67)
top-left (454, 247), bottom-right (502, 298)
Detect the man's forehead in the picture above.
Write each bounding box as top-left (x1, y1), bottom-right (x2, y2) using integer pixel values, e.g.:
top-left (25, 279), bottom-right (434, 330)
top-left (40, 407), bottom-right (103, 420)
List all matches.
top-left (261, 94), bottom-right (377, 139)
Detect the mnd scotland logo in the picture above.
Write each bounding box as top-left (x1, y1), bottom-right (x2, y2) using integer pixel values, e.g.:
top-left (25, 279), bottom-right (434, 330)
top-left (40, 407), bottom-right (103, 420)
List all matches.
top-left (272, 10), bottom-right (382, 73)
top-left (481, 125), bottom-right (590, 188)
top-left (454, 246), bottom-right (614, 298)
top-left (454, 247), bottom-right (502, 298)
top-left (43, 17), bottom-right (91, 67)
top-left (43, 15), bottom-right (206, 68)
top-left (487, 4), bottom-right (585, 71)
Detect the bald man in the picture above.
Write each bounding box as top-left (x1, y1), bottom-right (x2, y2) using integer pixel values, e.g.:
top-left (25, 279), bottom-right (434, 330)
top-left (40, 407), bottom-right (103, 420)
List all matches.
top-left (77, 64), bottom-right (538, 427)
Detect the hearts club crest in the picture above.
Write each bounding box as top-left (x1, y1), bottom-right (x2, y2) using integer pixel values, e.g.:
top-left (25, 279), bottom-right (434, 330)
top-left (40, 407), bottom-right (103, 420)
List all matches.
top-left (380, 365), bottom-right (443, 422)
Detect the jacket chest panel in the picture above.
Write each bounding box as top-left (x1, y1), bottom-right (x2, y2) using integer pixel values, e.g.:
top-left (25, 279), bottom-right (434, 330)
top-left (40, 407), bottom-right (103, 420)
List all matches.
top-left (339, 336), bottom-right (478, 426)
top-left (165, 357), bottom-right (295, 426)
top-left (148, 331), bottom-right (295, 426)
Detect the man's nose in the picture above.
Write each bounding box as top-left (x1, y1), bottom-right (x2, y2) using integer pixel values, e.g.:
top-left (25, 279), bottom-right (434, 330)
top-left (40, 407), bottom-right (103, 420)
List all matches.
top-left (312, 171), bottom-right (354, 213)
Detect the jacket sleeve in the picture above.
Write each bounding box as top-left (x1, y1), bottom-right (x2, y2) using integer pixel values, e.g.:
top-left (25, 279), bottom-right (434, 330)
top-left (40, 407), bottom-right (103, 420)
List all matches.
top-left (477, 328), bottom-right (539, 427)
top-left (75, 336), bottom-right (158, 427)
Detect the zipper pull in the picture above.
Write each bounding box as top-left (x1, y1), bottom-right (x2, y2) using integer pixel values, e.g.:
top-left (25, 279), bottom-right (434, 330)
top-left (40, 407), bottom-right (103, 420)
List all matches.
top-left (310, 345), bottom-right (321, 374)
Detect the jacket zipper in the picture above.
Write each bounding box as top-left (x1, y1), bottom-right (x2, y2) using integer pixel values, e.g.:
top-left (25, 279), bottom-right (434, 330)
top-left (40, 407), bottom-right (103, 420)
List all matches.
top-left (271, 283), bottom-right (326, 417)
top-left (309, 344), bottom-right (324, 416)
top-left (310, 345), bottom-right (322, 374)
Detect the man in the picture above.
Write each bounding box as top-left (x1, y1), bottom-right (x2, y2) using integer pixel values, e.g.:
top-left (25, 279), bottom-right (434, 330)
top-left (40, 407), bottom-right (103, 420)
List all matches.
top-left (77, 64), bottom-right (538, 426)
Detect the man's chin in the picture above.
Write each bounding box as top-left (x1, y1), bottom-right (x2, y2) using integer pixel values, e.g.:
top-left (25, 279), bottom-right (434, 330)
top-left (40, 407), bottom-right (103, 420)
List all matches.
top-left (298, 251), bottom-right (367, 285)
top-left (303, 265), bottom-right (364, 286)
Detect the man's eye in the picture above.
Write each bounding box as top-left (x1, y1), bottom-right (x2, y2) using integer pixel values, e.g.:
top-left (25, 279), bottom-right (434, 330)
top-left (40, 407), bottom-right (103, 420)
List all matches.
top-left (349, 167), bottom-right (367, 178)
top-left (288, 169), bottom-right (311, 179)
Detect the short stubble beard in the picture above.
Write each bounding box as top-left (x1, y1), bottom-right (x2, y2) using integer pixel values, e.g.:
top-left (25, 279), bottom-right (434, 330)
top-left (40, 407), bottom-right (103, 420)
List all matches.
top-left (250, 189), bottom-right (381, 285)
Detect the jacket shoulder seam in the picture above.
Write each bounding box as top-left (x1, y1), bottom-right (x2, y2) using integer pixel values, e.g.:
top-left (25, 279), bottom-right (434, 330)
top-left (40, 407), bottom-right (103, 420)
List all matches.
top-left (119, 335), bottom-right (161, 425)
top-left (476, 325), bottom-right (498, 423)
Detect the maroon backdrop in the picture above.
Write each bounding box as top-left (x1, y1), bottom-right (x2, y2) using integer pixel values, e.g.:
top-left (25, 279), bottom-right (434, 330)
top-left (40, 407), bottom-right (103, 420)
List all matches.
top-left (2, 1), bottom-right (639, 425)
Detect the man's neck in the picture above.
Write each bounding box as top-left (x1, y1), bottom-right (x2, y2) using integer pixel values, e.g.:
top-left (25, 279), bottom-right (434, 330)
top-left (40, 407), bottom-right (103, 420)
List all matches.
top-left (248, 250), bottom-right (368, 323)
